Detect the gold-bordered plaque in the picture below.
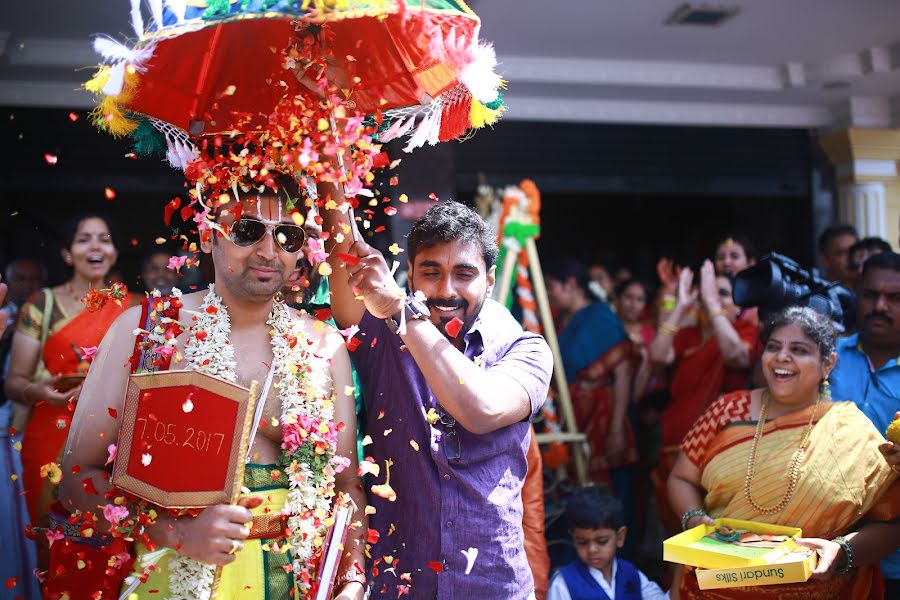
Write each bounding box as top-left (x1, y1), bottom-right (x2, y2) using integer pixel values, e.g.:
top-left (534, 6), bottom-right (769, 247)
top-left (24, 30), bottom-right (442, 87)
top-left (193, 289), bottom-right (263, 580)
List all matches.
top-left (111, 370), bottom-right (257, 509)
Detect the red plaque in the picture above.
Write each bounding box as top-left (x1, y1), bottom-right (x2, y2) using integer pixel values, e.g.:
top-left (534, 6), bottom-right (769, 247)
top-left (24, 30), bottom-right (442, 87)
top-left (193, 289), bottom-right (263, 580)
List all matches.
top-left (112, 370), bottom-right (257, 508)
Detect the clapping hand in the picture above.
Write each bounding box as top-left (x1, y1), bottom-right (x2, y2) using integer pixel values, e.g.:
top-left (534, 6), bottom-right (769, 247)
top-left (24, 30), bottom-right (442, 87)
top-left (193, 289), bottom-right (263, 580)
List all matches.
top-left (676, 266), bottom-right (698, 311)
top-left (698, 260), bottom-right (721, 312)
top-left (656, 257), bottom-right (679, 296)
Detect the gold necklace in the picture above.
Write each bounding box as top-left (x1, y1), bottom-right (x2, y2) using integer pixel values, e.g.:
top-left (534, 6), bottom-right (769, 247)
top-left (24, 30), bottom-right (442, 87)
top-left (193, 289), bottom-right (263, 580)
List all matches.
top-left (743, 390), bottom-right (821, 514)
top-left (66, 281), bottom-right (95, 303)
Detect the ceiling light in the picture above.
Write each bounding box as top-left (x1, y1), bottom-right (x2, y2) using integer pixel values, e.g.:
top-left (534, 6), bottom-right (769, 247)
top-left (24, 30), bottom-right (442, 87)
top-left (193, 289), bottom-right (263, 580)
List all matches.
top-left (665, 3), bottom-right (741, 27)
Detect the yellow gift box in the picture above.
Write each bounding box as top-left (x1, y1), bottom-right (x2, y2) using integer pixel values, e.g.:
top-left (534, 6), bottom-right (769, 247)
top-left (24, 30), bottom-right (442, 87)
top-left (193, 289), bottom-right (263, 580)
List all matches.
top-left (663, 518), bottom-right (817, 589)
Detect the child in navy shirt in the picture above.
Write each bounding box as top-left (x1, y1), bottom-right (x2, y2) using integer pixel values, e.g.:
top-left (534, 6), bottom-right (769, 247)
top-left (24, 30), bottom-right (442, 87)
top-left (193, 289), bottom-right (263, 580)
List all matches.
top-left (548, 487), bottom-right (667, 600)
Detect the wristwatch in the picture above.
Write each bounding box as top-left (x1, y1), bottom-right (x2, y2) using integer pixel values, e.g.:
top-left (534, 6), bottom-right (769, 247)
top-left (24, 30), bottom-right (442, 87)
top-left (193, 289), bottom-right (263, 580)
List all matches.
top-left (385, 294), bottom-right (431, 335)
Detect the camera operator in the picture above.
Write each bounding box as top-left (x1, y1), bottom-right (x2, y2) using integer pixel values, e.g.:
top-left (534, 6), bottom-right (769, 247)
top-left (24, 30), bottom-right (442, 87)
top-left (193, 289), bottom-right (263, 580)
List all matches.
top-left (649, 260), bottom-right (758, 533)
top-left (829, 251), bottom-right (900, 596)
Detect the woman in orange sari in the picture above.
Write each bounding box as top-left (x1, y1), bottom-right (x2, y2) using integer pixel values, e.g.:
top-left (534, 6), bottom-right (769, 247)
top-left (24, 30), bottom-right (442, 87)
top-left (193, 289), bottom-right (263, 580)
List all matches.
top-left (669, 306), bottom-right (900, 599)
top-left (4, 215), bottom-right (129, 533)
top-left (650, 260), bottom-right (758, 533)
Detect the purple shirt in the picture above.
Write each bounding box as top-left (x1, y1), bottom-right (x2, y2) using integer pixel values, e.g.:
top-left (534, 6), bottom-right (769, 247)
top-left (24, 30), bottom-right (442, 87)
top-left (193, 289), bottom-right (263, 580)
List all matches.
top-left (351, 299), bottom-right (552, 599)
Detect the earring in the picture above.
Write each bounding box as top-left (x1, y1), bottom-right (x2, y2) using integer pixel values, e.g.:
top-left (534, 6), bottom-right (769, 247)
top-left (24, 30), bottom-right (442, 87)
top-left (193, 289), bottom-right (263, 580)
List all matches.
top-left (820, 379), bottom-right (831, 401)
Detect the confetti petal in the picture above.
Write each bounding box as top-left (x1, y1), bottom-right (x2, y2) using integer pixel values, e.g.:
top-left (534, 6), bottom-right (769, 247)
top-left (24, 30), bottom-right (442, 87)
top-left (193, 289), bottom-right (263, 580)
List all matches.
top-left (461, 547), bottom-right (478, 575)
top-left (82, 476), bottom-right (98, 495)
top-left (334, 252), bottom-right (361, 266)
top-left (444, 317), bottom-right (464, 338)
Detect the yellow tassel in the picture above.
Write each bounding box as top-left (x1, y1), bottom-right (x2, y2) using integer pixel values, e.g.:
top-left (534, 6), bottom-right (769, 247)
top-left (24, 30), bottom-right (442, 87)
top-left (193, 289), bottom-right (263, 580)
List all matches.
top-left (84, 66), bottom-right (112, 94)
top-left (89, 69), bottom-right (140, 137)
top-left (469, 99), bottom-right (504, 129)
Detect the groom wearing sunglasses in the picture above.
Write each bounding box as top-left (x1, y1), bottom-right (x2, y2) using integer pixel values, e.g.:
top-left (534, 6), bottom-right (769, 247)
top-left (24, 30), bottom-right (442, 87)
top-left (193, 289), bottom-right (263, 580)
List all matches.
top-left (55, 174), bottom-right (368, 600)
top-left (323, 182), bottom-right (553, 600)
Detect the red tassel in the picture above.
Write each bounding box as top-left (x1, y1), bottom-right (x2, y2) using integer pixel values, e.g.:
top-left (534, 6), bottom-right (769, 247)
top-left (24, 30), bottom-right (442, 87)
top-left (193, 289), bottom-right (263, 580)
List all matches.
top-left (438, 94), bottom-right (473, 142)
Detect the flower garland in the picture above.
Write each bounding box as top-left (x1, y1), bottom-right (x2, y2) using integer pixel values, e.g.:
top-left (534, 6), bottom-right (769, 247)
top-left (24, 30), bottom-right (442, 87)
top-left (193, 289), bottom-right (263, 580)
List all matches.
top-left (182, 287), bottom-right (237, 382)
top-left (161, 284), bottom-right (338, 598)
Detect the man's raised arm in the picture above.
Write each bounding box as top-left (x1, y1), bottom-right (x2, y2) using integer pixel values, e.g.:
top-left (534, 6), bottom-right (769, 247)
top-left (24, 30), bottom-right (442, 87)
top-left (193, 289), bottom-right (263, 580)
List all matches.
top-left (319, 181), bottom-right (366, 329)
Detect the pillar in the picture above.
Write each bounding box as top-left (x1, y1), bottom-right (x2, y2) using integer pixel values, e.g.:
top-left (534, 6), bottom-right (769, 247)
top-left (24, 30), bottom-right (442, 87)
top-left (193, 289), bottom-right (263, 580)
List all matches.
top-left (820, 128), bottom-right (900, 246)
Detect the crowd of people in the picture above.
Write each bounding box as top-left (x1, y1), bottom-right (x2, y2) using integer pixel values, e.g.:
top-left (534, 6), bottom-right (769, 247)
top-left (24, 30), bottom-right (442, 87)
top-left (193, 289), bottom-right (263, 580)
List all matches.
top-left (540, 224), bottom-right (900, 597)
top-left (0, 196), bottom-right (899, 600)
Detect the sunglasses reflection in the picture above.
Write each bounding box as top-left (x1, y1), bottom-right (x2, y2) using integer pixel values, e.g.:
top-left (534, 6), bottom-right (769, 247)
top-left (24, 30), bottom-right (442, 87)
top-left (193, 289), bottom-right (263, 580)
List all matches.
top-left (231, 218), bottom-right (307, 253)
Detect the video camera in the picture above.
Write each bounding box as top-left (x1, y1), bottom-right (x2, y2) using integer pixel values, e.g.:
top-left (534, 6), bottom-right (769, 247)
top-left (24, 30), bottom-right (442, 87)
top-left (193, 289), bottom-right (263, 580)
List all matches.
top-left (732, 253), bottom-right (854, 332)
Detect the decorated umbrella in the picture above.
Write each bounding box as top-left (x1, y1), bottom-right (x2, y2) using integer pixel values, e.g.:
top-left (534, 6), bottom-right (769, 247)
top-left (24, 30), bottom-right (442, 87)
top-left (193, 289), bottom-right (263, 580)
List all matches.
top-left (87, 0), bottom-right (505, 172)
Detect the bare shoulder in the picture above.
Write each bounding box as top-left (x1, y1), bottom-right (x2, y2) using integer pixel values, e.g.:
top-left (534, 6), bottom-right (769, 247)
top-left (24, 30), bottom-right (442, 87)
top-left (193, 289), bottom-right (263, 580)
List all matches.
top-left (285, 306), bottom-right (345, 358)
top-left (173, 289), bottom-right (209, 313)
top-left (108, 304), bottom-right (145, 338)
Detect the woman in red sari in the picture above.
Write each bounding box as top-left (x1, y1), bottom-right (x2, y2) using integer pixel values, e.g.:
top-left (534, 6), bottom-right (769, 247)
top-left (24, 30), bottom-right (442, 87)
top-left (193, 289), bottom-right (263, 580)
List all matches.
top-left (649, 260), bottom-right (757, 534)
top-left (4, 215), bottom-right (129, 535)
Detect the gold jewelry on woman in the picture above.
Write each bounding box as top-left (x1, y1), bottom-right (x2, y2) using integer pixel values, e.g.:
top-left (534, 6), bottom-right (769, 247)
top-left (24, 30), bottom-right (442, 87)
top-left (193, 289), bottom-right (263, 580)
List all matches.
top-left (66, 282), bottom-right (91, 303)
top-left (743, 390), bottom-right (821, 514)
top-left (820, 378), bottom-right (832, 401)
top-left (709, 308), bottom-right (727, 320)
top-left (228, 539), bottom-right (240, 555)
top-left (659, 323), bottom-right (678, 336)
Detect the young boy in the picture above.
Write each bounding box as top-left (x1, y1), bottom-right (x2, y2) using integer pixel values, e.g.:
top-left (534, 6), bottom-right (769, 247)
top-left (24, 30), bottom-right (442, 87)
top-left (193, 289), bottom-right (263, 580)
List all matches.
top-left (548, 487), bottom-right (667, 600)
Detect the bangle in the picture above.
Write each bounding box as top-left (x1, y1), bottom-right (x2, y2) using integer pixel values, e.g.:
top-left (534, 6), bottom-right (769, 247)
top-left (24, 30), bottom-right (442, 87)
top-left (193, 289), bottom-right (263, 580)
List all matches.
top-left (661, 296), bottom-right (677, 312)
top-left (659, 323), bottom-right (678, 336)
top-left (709, 308), bottom-right (726, 320)
top-left (335, 565), bottom-right (366, 589)
top-left (832, 535), bottom-right (854, 575)
top-left (681, 508), bottom-right (709, 531)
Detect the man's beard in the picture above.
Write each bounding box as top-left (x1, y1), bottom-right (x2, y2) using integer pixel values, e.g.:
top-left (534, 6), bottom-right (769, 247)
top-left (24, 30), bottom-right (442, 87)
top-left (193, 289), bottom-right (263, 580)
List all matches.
top-left (229, 260), bottom-right (288, 299)
top-left (426, 295), bottom-right (486, 341)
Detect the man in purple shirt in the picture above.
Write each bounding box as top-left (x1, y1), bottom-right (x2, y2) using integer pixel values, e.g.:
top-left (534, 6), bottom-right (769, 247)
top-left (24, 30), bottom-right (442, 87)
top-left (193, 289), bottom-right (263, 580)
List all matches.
top-left (324, 193), bottom-right (552, 599)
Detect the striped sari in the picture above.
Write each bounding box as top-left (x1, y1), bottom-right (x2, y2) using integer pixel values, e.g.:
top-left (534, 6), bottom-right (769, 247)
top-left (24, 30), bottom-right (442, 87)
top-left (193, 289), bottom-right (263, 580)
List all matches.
top-left (677, 391), bottom-right (900, 599)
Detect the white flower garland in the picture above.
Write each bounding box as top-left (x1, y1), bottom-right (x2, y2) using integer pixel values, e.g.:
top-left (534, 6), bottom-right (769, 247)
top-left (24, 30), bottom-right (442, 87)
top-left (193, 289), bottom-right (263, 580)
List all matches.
top-left (165, 284), bottom-right (336, 599)
top-left (182, 286), bottom-right (236, 382)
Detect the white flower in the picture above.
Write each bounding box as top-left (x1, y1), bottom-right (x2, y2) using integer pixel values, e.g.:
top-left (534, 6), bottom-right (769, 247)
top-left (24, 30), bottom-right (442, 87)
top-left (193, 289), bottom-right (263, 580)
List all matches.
top-left (169, 288), bottom-right (337, 598)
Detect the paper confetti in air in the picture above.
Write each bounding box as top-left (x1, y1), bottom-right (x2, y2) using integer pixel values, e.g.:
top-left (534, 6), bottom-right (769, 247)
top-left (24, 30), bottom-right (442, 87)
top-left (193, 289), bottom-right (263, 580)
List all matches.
top-left (461, 547), bottom-right (478, 575)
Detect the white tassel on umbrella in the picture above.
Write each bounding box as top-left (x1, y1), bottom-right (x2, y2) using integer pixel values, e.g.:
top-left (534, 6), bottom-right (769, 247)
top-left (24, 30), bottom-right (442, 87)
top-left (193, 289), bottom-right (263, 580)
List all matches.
top-left (130, 0), bottom-right (145, 39)
top-left (460, 42), bottom-right (501, 103)
top-left (149, 0), bottom-right (165, 31)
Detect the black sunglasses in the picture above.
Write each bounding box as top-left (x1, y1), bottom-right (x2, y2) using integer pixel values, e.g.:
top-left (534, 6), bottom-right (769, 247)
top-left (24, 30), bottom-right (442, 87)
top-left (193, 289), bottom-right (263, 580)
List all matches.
top-left (230, 218), bottom-right (306, 253)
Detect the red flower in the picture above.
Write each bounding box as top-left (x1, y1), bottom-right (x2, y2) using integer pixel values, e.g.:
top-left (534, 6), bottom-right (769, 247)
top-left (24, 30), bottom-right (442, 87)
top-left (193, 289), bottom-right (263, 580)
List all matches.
top-left (82, 289), bottom-right (107, 312)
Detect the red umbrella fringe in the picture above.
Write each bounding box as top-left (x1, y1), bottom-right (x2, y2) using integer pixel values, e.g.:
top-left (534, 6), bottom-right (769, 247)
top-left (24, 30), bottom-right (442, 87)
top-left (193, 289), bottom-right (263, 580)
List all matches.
top-left (438, 93), bottom-right (472, 142)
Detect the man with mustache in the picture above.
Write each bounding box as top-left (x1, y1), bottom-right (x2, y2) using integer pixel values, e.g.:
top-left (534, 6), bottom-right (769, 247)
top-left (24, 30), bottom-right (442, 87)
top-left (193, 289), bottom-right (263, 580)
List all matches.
top-left (323, 193), bottom-right (553, 599)
top-left (829, 250), bottom-right (900, 596)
